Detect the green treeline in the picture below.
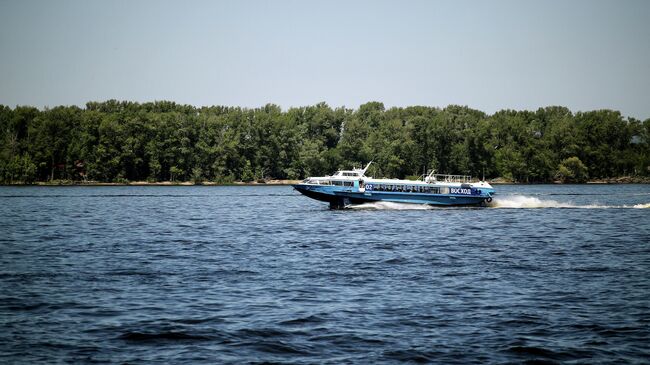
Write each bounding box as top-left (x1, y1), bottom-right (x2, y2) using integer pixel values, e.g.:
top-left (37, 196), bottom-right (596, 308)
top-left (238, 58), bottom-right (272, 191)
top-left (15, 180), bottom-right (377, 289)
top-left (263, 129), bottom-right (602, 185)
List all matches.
top-left (1, 100), bottom-right (648, 184)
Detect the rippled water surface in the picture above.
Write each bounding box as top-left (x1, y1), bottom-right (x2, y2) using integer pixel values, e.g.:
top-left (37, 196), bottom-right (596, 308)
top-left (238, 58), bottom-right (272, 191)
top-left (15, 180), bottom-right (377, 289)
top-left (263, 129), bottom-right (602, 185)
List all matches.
top-left (1, 184), bottom-right (649, 364)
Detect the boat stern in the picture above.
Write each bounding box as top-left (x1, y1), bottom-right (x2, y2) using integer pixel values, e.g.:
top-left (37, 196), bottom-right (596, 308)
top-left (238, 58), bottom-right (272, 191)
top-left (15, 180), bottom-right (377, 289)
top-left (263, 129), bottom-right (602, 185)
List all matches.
top-left (468, 181), bottom-right (495, 204)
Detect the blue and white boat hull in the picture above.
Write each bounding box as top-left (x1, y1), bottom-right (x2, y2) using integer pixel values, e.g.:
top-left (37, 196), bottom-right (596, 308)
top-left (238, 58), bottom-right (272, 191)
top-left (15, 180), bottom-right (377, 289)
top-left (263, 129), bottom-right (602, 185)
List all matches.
top-left (293, 163), bottom-right (495, 209)
top-left (293, 184), bottom-right (494, 209)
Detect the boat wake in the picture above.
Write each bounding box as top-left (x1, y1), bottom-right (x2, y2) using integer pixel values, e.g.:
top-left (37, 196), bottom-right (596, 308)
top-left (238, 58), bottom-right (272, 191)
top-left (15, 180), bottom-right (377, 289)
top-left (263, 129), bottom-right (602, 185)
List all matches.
top-left (490, 195), bottom-right (650, 209)
top-left (347, 196), bottom-right (650, 210)
top-left (348, 201), bottom-right (435, 210)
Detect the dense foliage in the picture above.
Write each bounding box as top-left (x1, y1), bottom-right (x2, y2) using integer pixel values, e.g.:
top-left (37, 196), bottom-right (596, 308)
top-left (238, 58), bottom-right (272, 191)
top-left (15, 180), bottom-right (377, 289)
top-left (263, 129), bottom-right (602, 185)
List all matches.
top-left (1, 101), bottom-right (648, 183)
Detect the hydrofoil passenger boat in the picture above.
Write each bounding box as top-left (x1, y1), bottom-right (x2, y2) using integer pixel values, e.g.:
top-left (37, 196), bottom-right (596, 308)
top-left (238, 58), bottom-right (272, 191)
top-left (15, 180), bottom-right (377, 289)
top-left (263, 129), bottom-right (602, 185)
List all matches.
top-left (293, 162), bottom-right (495, 209)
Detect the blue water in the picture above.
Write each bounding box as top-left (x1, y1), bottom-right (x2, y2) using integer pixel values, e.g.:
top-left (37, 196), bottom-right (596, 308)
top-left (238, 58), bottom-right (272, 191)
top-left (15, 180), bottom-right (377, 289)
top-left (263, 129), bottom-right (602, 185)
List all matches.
top-left (1, 184), bottom-right (649, 364)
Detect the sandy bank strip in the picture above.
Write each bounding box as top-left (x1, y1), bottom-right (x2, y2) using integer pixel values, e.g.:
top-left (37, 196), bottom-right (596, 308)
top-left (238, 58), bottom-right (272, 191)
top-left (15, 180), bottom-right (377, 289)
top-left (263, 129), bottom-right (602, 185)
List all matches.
top-left (30, 180), bottom-right (303, 186)
top-left (14, 176), bottom-right (650, 186)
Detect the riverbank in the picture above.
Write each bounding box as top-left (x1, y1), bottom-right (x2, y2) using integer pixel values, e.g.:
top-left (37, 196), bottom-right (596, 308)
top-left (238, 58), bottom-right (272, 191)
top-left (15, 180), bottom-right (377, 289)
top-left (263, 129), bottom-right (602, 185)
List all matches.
top-left (585, 176), bottom-right (650, 184)
top-left (490, 176), bottom-right (650, 184)
top-left (20, 179), bottom-right (303, 186)
top-left (3, 176), bottom-right (650, 186)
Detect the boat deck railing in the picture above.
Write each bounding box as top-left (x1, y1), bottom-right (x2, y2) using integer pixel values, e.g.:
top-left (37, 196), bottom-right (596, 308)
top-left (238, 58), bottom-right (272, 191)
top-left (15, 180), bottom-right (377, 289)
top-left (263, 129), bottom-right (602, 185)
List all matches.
top-left (424, 173), bottom-right (473, 183)
top-left (304, 173), bottom-right (475, 185)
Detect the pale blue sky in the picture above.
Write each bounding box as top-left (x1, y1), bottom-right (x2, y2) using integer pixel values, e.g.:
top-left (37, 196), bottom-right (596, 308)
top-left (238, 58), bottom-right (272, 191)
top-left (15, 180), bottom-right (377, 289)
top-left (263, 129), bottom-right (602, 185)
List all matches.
top-left (1, 0), bottom-right (649, 119)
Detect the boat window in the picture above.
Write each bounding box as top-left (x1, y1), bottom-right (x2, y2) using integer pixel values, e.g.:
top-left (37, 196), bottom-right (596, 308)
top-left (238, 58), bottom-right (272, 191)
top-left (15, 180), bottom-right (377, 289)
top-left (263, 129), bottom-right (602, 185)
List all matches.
top-left (343, 181), bottom-right (353, 187)
top-left (332, 181), bottom-right (343, 186)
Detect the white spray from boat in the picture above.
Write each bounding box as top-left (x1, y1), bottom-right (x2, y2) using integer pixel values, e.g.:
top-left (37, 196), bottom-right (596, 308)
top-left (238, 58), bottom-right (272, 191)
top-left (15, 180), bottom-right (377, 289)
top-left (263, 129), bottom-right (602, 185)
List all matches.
top-left (348, 201), bottom-right (435, 210)
top-left (490, 195), bottom-right (650, 209)
top-left (348, 195), bottom-right (650, 210)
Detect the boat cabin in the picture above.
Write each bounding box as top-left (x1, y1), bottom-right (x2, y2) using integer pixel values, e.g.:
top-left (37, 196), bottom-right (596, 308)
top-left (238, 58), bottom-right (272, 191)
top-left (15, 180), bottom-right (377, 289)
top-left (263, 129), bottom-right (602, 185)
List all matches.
top-left (332, 170), bottom-right (363, 178)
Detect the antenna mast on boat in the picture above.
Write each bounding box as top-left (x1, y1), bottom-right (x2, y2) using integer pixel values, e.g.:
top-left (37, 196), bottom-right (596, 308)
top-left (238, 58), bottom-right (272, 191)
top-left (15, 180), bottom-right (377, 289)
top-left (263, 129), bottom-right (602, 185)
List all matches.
top-left (361, 161), bottom-right (373, 175)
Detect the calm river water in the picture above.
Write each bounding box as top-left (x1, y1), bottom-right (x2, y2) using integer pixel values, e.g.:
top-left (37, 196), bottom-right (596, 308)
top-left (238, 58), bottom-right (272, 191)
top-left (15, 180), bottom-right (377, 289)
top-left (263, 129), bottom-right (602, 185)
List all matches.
top-left (1, 184), bottom-right (649, 364)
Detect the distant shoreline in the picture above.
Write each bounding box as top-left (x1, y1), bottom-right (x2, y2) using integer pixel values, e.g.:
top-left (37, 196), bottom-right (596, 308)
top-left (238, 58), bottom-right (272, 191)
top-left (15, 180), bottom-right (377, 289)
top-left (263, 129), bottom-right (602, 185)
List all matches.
top-left (2, 176), bottom-right (650, 186)
top-left (14, 179), bottom-right (303, 187)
